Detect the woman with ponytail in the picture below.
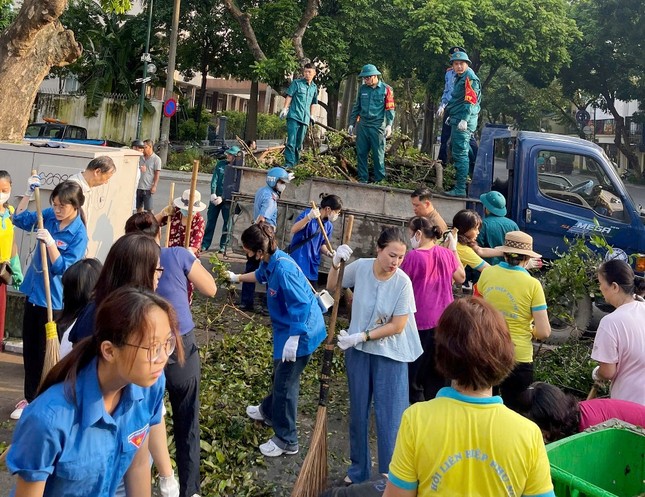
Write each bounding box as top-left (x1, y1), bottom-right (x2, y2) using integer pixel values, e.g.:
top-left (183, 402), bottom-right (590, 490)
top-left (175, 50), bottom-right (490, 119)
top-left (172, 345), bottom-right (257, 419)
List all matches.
top-left (6, 287), bottom-right (183, 497)
top-left (227, 221), bottom-right (326, 457)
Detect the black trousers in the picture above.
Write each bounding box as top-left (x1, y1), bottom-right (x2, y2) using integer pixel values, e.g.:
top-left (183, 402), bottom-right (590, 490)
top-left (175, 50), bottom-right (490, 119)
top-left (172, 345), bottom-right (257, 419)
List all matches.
top-left (497, 361), bottom-right (534, 412)
top-left (408, 328), bottom-right (449, 404)
top-left (22, 302), bottom-right (62, 402)
top-left (166, 331), bottom-right (201, 497)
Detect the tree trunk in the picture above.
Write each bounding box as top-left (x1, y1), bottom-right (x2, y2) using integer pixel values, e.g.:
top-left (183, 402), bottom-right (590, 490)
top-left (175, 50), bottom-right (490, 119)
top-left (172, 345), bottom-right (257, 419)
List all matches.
top-left (325, 81), bottom-right (341, 129)
top-left (245, 80), bottom-right (259, 141)
top-left (0, 0), bottom-right (81, 141)
top-left (195, 57), bottom-right (209, 124)
top-left (339, 74), bottom-right (357, 129)
top-left (603, 91), bottom-right (640, 173)
top-left (420, 92), bottom-right (435, 154)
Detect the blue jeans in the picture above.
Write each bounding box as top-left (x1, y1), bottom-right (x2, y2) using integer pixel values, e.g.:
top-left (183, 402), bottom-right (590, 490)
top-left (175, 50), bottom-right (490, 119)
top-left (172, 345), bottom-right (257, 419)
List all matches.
top-left (284, 118), bottom-right (308, 168)
top-left (136, 189), bottom-right (153, 211)
top-left (345, 348), bottom-right (409, 483)
top-left (201, 201), bottom-right (231, 251)
top-left (259, 355), bottom-right (311, 449)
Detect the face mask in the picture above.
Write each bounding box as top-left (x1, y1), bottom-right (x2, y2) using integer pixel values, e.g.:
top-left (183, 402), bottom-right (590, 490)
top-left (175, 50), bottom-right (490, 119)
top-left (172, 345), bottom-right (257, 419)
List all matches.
top-left (410, 234), bottom-right (420, 249)
top-left (180, 208), bottom-right (189, 216)
top-left (0, 192), bottom-right (10, 204)
top-left (329, 212), bottom-right (340, 222)
top-left (276, 183), bottom-right (286, 193)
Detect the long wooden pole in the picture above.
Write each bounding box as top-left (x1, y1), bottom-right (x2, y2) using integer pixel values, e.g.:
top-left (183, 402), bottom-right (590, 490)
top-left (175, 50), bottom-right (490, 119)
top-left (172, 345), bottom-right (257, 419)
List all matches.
top-left (164, 182), bottom-right (175, 247)
top-left (184, 160), bottom-right (200, 249)
top-left (310, 201), bottom-right (334, 254)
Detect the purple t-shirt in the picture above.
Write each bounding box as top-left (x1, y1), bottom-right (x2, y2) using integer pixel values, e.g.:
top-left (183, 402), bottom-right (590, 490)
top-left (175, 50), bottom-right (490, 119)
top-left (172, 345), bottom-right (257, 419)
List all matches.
top-left (157, 247), bottom-right (197, 335)
top-left (400, 246), bottom-right (459, 330)
top-left (579, 398), bottom-right (645, 431)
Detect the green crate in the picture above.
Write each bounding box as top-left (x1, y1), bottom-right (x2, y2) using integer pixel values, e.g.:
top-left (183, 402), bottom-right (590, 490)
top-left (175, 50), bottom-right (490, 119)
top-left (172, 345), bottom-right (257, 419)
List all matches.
top-left (546, 421), bottom-right (645, 497)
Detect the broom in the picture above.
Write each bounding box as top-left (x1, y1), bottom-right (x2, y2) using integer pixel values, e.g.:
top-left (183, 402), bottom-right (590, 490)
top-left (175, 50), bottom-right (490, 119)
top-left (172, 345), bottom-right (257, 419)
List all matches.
top-left (311, 201), bottom-right (334, 255)
top-left (32, 172), bottom-right (59, 383)
top-left (291, 214), bottom-right (354, 497)
top-left (184, 160), bottom-right (200, 250)
top-left (164, 182), bottom-right (175, 247)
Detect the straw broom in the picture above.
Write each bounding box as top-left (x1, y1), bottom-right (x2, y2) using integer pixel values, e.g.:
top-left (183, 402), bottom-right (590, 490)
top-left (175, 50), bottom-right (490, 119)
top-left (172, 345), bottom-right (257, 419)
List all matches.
top-left (184, 161), bottom-right (200, 250)
top-left (291, 214), bottom-right (354, 497)
top-left (33, 173), bottom-right (59, 383)
top-left (164, 182), bottom-right (175, 247)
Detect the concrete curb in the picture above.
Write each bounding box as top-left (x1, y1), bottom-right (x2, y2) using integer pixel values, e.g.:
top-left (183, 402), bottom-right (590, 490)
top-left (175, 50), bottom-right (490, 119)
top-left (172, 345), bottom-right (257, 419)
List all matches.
top-left (159, 169), bottom-right (211, 184)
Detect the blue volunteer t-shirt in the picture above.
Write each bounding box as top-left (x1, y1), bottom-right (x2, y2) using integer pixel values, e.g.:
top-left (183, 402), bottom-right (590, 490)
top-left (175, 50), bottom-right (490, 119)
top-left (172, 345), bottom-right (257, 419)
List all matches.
top-left (289, 208), bottom-right (333, 280)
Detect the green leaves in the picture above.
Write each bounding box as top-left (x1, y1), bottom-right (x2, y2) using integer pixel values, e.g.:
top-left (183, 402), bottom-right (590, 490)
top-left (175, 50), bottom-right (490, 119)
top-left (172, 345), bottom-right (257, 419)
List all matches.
top-left (251, 38), bottom-right (299, 88)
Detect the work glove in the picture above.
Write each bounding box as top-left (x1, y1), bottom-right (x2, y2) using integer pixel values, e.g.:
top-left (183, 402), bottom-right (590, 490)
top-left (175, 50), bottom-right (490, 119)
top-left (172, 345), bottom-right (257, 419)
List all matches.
top-left (210, 194), bottom-right (223, 206)
top-left (333, 244), bottom-right (353, 267)
top-left (287, 172), bottom-right (296, 181)
top-left (347, 125), bottom-right (354, 136)
top-left (457, 119), bottom-right (468, 132)
top-left (37, 228), bottom-right (55, 247)
top-left (9, 255), bottom-right (23, 289)
top-left (159, 473), bottom-right (180, 497)
top-left (526, 258), bottom-right (543, 270)
top-left (337, 329), bottom-right (366, 351)
top-left (444, 231), bottom-right (458, 252)
top-left (25, 174), bottom-right (41, 197)
top-left (279, 107), bottom-right (289, 119)
top-left (591, 365), bottom-right (605, 383)
top-left (385, 125), bottom-right (392, 138)
top-left (436, 104), bottom-right (445, 119)
top-left (162, 205), bottom-right (175, 217)
top-left (307, 206), bottom-right (320, 220)
top-left (282, 335), bottom-right (300, 362)
top-left (226, 271), bottom-right (240, 283)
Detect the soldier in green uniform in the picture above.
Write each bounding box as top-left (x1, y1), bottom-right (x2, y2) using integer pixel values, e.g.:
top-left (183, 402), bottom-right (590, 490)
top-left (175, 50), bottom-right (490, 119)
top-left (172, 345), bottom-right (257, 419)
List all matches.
top-left (477, 191), bottom-right (519, 265)
top-left (348, 64), bottom-right (396, 183)
top-left (280, 63), bottom-right (318, 168)
top-left (445, 50), bottom-right (481, 197)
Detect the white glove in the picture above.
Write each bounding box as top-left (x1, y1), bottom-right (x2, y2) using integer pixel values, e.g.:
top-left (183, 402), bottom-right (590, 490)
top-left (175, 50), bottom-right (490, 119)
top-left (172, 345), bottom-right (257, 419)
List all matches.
top-left (159, 474), bottom-right (180, 497)
top-left (347, 125), bottom-right (354, 136)
top-left (279, 107), bottom-right (289, 119)
top-left (385, 125), bottom-right (392, 138)
top-left (457, 119), bottom-right (468, 131)
top-left (25, 174), bottom-right (41, 197)
top-left (287, 172), bottom-right (296, 181)
top-left (436, 104), bottom-right (445, 119)
top-left (307, 207), bottom-right (321, 220)
top-left (592, 365), bottom-right (603, 382)
top-left (526, 258), bottom-right (543, 270)
top-left (226, 271), bottom-right (240, 283)
top-left (282, 335), bottom-right (300, 362)
top-left (37, 228), bottom-right (55, 247)
top-left (444, 232), bottom-right (458, 252)
top-left (210, 194), bottom-right (223, 206)
top-left (333, 244), bottom-right (353, 267)
top-left (337, 329), bottom-right (366, 351)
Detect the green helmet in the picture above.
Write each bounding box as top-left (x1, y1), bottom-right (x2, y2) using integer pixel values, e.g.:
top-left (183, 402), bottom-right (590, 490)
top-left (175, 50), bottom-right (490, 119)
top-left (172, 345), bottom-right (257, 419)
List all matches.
top-left (449, 50), bottom-right (472, 65)
top-left (358, 64), bottom-right (382, 77)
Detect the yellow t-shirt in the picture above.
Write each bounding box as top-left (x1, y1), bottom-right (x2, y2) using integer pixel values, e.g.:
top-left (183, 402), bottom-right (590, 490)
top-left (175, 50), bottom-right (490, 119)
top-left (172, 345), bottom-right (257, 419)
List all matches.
top-left (456, 243), bottom-right (485, 271)
top-left (476, 263), bottom-right (547, 363)
top-left (0, 206), bottom-right (14, 262)
top-left (388, 388), bottom-right (555, 497)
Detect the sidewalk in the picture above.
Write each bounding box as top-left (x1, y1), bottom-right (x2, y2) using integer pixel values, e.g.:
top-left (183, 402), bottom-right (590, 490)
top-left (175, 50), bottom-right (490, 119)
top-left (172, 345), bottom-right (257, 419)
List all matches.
top-left (0, 351), bottom-right (25, 490)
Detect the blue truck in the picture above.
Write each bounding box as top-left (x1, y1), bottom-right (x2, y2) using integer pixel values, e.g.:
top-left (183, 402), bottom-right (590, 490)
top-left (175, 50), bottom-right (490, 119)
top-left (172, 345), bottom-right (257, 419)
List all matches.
top-left (24, 120), bottom-right (125, 147)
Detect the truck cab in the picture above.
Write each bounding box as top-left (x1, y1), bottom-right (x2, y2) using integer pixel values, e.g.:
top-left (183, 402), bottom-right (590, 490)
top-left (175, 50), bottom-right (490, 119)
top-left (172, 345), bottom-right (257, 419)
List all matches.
top-left (470, 125), bottom-right (645, 267)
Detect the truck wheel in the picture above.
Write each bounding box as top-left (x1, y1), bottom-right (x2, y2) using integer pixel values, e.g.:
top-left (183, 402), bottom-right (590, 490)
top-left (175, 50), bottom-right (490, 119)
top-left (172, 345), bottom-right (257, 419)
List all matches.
top-left (545, 294), bottom-right (593, 345)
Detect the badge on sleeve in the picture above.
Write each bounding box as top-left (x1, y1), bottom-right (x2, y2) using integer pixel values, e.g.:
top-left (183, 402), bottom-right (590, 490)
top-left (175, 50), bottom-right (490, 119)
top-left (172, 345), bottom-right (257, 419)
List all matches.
top-left (127, 424), bottom-right (149, 449)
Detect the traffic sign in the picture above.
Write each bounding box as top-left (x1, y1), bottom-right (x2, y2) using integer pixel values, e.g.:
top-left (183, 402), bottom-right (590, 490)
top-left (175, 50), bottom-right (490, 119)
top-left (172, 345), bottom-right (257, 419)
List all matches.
top-left (583, 125), bottom-right (592, 135)
top-left (576, 109), bottom-right (591, 124)
top-left (163, 98), bottom-right (178, 118)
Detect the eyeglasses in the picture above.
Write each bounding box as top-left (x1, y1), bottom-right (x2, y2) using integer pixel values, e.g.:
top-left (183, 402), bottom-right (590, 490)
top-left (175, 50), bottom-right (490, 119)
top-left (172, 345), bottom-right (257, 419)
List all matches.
top-left (125, 335), bottom-right (177, 362)
top-left (155, 267), bottom-right (164, 275)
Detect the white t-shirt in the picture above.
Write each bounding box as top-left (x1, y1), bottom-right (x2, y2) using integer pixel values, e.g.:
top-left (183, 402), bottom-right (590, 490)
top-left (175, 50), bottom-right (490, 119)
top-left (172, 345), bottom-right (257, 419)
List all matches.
top-left (591, 300), bottom-right (645, 404)
top-left (68, 171), bottom-right (92, 224)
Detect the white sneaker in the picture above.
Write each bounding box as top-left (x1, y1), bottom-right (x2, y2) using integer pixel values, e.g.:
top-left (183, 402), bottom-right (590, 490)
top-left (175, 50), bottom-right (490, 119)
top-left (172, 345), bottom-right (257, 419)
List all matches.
top-left (259, 439), bottom-right (298, 457)
top-left (10, 399), bottom-right (28, 420)
top-left (246, 405), bottom-right (265, 422)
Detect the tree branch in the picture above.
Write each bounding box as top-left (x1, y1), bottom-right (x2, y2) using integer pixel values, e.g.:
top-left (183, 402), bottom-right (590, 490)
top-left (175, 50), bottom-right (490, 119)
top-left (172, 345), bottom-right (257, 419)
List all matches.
top-left (291, 0), bottom-right (319, 64)
top-left (221, 0), bottom-right (266, 61)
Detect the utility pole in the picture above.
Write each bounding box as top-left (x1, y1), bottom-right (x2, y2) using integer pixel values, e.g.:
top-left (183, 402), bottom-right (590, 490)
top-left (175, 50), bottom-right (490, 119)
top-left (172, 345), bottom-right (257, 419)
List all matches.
top-left (136, 0), bottom-right (155, 140)
top-left (158, 0), bottom-right (181, 165)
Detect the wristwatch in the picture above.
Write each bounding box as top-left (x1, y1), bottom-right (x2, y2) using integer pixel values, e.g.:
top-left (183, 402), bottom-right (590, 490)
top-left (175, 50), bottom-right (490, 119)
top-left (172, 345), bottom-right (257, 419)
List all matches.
top-left (364, 330), bottom-right (371, 342)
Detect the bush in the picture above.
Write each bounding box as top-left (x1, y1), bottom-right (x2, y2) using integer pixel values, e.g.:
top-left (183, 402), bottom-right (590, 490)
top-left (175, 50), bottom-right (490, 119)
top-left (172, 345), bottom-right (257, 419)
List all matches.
top-left (219, 111), bottom-right (287, 140)
top-left (178, 118), bottom-right (208, 143)
top-left (166, 148), bottom-right (215, 174)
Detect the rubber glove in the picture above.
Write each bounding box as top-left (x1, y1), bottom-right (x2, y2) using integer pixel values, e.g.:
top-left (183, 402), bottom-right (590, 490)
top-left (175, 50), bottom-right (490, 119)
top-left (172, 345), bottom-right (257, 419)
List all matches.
top-left (37, 228), bottom-right (55, 247)
top-left (526, 258), bottom-right (543, 270)
top-left (9, 255), bottom-right (23, 288)
top-left (282, 335), bottom-right (300, 362)
top-left (279, 107), bottom-right (289, 119)
top-left (162, 205), bottom-right (175, 217)
top-left (159, 474), bottom-right (180, 497)
top-left (444, 231), bottom-right (458, 252)
top-left (307, 206), bottom-right (320, 220)
top-left (436, 104), bottom-right (445, 119)
top-left (347, 125), bottom-right (354, 136)
top-left (226, 271), bottom-right (240, 283)
top-left (458, 120), bottom-right (468, 131)
top-left (592, 365), bottom-right (604, 383)
top-left (333, 244), bottom-right (353, 267)
top-left (25, 174), bottom-right (41, 197)
top-left (385, 125), bottom-right (392, 138)
top-left (337, 329), bottom-right (366, 351)
top-left (210, 194), bottom-right (223, 206)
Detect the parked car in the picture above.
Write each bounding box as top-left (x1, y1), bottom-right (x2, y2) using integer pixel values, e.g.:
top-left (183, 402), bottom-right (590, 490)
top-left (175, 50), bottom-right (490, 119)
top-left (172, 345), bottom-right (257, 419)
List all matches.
top-left (25, 119), bottom-right (125, 147)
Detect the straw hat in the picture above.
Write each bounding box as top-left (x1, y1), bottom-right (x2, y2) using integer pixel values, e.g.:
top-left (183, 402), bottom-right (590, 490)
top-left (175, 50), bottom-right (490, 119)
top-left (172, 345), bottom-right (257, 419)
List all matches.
top-left (174, 189), bottom-right (207, 212)
top-left (495, 231), bottom-right (541, 258)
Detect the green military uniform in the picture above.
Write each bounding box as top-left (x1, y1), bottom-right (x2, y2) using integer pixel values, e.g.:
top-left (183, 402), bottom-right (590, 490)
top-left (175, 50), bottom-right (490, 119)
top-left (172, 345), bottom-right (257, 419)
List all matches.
top-left (477, 215), bottom-right (519, 265)
top-left (350, 65), bottom-right (395, 183)
top-left (285, 78), bottom-right (318, 168)
top-left (446, 52), bottom-right (481, 197)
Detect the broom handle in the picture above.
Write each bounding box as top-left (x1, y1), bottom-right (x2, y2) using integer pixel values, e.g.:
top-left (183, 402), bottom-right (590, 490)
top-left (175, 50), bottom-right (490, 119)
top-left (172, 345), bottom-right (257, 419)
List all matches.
top-left (164, 182), bottom-right (175, 247)
top-left (326, 215), bottom-right (354, 344)
top-left (32, 170), bottom-right (53, 323)
top-left (587, 383), bottom-right (599, 400)
top-left (311, 201), bottom-right (334, 254)
top-left (184, 160), bottom-right (200, 249)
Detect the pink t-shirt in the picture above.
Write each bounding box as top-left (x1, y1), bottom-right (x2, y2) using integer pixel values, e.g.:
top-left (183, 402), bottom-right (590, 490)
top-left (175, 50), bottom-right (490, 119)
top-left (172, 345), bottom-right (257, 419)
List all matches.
top-left (579, 398), bottom-right (645, 430)
top-left (400, 245), bottom-right (459, 330)
top-left (591, 300), bottom-right (645, 404)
